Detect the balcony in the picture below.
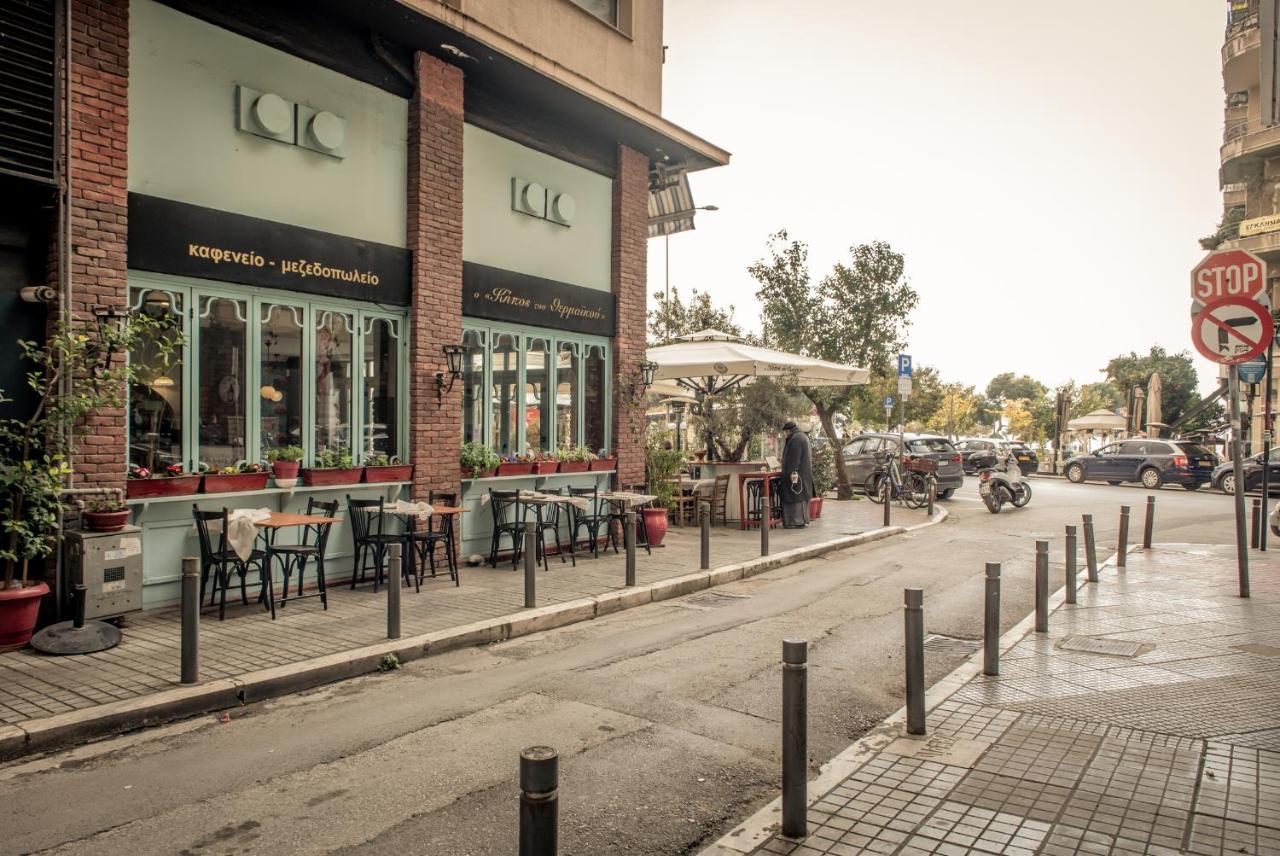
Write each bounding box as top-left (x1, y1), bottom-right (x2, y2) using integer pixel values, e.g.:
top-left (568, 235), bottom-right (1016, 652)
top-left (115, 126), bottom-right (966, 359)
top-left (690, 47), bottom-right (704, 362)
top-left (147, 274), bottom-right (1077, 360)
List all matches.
top-left (1221, 117), bottom-right (1280, 180)
top-left (1223, 227), bottom-right (1280, 257)
top-left (1223, 17), bottom-right (1261, 90)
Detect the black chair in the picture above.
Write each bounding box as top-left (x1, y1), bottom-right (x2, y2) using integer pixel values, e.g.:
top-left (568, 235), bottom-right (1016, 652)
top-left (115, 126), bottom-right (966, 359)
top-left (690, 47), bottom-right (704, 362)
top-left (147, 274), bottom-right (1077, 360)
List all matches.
top-left (769, 476), bottom-right (785, 525)
top-left (409, 491), bottom-right (460, 585)
top-left (606, 494), bottom-right (651, 556)
top-left (746, 479), bottom-right (768, 529)
top-left (488, 489), bottom-right (525, 568)
top-left (192, 506), bottom-right (270, 621)
top-left (569, 486), bottom-right (613, 558)
top-left (513, 488), bottom-right (575, 571)
top-left (271, 498), bottom-right (338, 609)
top-left (348, 496), bottom-right (418, 593)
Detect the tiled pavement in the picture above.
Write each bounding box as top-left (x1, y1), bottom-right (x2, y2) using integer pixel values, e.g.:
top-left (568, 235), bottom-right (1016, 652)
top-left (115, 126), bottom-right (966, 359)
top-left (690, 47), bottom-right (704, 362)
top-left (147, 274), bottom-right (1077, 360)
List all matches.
top-left (744, 546), bottom-right (1280, 856)
top-left (0, 497), bottom-right (919, 727)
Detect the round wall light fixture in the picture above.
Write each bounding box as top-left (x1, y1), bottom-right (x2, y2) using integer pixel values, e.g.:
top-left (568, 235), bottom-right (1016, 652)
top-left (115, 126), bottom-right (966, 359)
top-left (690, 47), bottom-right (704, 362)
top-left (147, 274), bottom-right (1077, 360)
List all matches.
top-left (252, 93), bottom-right (292, 136)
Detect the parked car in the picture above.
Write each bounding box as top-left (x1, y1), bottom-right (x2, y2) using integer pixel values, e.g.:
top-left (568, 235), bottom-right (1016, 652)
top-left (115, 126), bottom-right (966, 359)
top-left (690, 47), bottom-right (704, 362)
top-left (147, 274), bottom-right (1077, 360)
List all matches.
top-left (1008, 442), bottom-right (1039, 476)
top-left (842, 432), bottom-right (964, 499)
top-left (1064, 439), bottom-right (1218, 490)
top-left (954, 438), bottom-right (1006, 475)
top-left (1212, 448), bottom-right (1280, 494)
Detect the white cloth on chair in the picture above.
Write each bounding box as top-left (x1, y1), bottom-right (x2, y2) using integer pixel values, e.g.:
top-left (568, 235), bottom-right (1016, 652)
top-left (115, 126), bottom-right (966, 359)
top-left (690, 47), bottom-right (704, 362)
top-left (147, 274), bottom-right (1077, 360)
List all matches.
top-left (226, 508), bottom-right (272, 561)
top-left (387, 500), bottom-right (434, 521)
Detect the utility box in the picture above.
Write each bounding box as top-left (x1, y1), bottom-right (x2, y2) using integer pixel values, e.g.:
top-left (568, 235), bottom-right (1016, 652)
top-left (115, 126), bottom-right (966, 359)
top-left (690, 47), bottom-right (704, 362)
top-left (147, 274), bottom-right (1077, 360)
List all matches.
top-left (63, 526), bottom-right (144, 620)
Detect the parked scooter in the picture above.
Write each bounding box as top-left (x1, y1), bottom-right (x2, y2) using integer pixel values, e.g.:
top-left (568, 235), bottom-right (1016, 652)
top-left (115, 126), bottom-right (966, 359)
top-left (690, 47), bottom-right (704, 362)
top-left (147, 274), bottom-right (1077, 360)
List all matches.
top-left (979, 452), bottom-right (1032, 513)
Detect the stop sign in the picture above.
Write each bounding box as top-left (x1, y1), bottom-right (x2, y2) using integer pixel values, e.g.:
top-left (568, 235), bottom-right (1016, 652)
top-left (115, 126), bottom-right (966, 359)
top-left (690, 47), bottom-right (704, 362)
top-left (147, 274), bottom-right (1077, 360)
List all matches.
top-left (1191, 249), bottom-right (1267, 301)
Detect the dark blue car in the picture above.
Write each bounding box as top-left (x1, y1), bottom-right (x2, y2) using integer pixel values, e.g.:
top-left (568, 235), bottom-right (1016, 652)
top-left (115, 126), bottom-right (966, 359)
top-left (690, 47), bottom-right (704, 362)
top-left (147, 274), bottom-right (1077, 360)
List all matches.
top-left (1064, 439), bottom-right (1218, 490)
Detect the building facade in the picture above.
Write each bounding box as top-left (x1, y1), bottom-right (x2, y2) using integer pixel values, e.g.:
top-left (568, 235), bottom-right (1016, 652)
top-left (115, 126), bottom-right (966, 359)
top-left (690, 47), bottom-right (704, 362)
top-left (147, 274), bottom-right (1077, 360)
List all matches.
top-left (6, 0), bottom-right (727, 607)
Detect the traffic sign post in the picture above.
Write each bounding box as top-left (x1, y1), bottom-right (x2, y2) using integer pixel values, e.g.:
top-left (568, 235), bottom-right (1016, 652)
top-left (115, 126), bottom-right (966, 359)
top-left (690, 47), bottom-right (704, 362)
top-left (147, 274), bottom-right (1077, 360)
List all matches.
top-left (1228, 366), bottom-right (1252, 596)
top-left (1191, 248), bottom-right (1267, 302)
top-left (884, 396), bottom-right (894, 432)
top-left (1264, 337), bottom-right (1274, 552)
top-left (1239, 356), bottom-right (1268, 384)
top-left (1191, 297), bottom-right (1274, 365)
top-left (897, 354), bottom-right (913, 378)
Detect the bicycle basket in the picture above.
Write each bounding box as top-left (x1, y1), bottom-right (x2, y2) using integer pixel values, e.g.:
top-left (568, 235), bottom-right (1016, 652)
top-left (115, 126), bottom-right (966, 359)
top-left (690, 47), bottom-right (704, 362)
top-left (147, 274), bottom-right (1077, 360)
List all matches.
top-left (902, 456), bottom-right (938, 475)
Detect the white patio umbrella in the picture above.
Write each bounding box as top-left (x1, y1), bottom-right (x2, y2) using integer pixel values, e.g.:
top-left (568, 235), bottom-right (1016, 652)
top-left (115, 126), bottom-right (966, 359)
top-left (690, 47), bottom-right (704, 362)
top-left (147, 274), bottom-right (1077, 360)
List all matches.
top-left (1066, 409), bottom-right (1127, 432)
top-left (647, 329), bottom-right (870, 395)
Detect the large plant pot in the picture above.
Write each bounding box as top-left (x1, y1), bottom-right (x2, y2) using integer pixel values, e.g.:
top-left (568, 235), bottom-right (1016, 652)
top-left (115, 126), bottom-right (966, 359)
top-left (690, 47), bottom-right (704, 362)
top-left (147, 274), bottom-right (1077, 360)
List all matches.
top-left (461, 466), bottom-right (498, 480)
top-left (127, 475), bottom-right (202, 499)
top-left (496, 462), bottom-right (534, 477)
top-left (271, 460), bottom-right (301, 481)
top-left (0, 582), bottom-right (49, 651)
top-left (809, 496), bottom-right (823, 519)
top-left (557, 460), bottom-right (590, 474)
top-left (363, 464), bottom-right (415, 483)
top-left (300, 467), bottom-right (364, 486)
top-left (202, 472), bottom-right (271, 494)
top-left (590, 458), bottom-right (617, 472)
top-left (83, 509), bottom-right (130, 532)
top-left (641, 507), bottom-right (669, 548)
top-left (531, 461), bottom-right (559, 475)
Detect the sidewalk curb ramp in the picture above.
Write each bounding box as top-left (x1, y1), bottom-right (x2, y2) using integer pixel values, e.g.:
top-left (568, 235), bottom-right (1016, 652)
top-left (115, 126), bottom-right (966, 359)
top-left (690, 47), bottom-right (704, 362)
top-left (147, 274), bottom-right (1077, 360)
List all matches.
top-left (0, 508), bottom-right (947, 763)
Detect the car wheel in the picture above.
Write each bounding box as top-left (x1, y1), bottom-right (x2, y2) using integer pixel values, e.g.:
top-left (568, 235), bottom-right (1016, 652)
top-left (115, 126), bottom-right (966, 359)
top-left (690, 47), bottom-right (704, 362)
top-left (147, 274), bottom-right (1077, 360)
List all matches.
top-left (1107, 481), bottom-right (1121, 486)
top-left (937, 488), bottom-right (954, 500)
top-left (1221, 473), bottom-right (1236, 495)
top-left (1066, 464), bottom-right (1085, 483)
top-left (1140, 467), bottom-right (1163, 490)
top-left (1183, 483), bottom-right (1203, 491)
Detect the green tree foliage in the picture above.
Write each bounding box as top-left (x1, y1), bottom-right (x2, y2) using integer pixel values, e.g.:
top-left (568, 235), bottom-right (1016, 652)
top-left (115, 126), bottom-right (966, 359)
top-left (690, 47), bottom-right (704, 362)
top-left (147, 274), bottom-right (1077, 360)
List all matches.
top-left (1103, 346), bottom-right (1202, 429)
top-left (925, 383), bottom-right (982, 437)
top-left (852, 365), bottom-right (943, 431)
top-left (985, 372), bottom-right (1047, 403)
top-left (1070, 380), bottom-right (1124, 419)
top-left (647, 287), bottom-right (742, 346)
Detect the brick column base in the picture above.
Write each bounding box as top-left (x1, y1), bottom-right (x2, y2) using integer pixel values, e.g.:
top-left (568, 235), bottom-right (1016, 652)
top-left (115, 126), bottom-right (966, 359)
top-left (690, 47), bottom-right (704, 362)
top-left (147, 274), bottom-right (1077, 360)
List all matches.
top-left (611, 145), bottom-right (649, 488)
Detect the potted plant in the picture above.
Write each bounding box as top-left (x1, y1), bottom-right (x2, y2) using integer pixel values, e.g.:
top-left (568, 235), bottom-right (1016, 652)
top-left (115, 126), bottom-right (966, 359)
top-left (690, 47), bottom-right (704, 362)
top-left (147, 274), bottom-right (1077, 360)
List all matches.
top-left (590, 448), bottom-right (617, 471)
top-left (126, 462), bottom-right (202, 499)
top-left (265, 445), bottom-right (304, 485)
top-left (460, 442), bottom-right (501, 479)
top-left (363, 453), bottom-right (415, 483)
top-left (810, 443), bottom-right (836, 519)
top-left (496, 453), bottom-right (535, 477)
top-left (531, 453), bottom-right (559, 475)
top-left (642, 440), bottom-right (685, 548)
top-left (202, 462), bottom-right (271, 494)
top-left (82, 496), bottom-right (130, 532)
top-left (300, 448), bottom-right (364, 486)
top-left (555, 446), bottom-right (592, 474)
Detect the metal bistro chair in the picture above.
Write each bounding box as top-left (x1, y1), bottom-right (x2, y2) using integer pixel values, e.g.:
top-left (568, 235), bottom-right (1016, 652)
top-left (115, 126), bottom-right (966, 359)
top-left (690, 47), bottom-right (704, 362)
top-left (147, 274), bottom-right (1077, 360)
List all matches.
top-left (605, 491), bottom-right (651, 556)
top-left (513, 488), bottom-right (575, 570)
top-left (271, 498), bottom-right (338, 609)
top-left (348, 496), bottom-right (419, 593)
top-left (408, 491), bottom-right (460, 586)
top-left (769, 476), bottom-right (785, 525)
top-left (711, 474), bottom-right (731, 526)
top-left (570, 486), bottom-right (614, 558)
top-left (488, 489), bottom-right (525, 568)
top-left (192, 506), bottom-right (270, 621)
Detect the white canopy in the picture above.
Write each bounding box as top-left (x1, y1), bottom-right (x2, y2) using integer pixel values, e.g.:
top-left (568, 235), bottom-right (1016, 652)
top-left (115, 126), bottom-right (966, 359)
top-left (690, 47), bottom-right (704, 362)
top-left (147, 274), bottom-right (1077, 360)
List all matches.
top-left (647, 329), bottom-right (870, 395)
top-left (1066, 409), bottom-right (1127, 432)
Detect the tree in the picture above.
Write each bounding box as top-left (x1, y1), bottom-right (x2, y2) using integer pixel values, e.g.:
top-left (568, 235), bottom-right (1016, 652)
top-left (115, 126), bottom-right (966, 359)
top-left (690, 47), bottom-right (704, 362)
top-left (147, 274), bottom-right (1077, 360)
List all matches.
top-left (751, 231), bottom-right (919, 498)
top-left (647, 287), bottom-right (741, 346)
top-left (1002, 398), bottom-right (1037, 441)
top-left (985, 373), bottom-right (1047, 403)
top-left (851, 364), bottom-right (943, 431)
top-left (1072, 380), bottom-right (1124, 419)
top-left (1103, 346), bottom-right (1201, 429)
top-left (925, 383), bottom-right (981, 437)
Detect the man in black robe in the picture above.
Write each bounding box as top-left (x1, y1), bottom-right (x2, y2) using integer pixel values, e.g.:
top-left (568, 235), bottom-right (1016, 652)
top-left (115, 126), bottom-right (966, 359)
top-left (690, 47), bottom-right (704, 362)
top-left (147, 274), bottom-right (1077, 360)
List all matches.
top-left (780, 421), bottom-right (814, 528)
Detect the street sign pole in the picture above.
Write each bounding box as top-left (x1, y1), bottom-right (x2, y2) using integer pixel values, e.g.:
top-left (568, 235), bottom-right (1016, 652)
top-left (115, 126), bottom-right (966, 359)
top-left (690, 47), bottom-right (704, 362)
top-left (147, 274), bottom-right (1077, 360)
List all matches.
top-left (1229, 365), bottom-right (1252, 597)
top-left (1263, 336), bottom-right (1274, 551)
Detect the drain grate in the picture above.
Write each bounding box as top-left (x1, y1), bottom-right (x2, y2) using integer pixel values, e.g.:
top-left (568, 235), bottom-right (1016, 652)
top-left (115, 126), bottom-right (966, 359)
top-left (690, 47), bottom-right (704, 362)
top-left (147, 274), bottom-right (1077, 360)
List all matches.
top-left (683, 592), bottom-right (751, 609)
top-left (924, 634), bottom-right (982, 656)
top-left (1059, 636), bottom-right (1149, 658)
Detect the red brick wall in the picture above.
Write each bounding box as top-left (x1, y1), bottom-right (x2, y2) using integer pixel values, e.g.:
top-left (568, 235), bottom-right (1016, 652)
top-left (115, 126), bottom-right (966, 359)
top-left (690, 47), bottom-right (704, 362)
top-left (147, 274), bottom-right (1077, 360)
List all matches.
top-left (62, 0), bottom-right (130, 491)
top-left (610, 145), bottom-right (649, 487)
top-left (406, 52), bottom-right (465, 502)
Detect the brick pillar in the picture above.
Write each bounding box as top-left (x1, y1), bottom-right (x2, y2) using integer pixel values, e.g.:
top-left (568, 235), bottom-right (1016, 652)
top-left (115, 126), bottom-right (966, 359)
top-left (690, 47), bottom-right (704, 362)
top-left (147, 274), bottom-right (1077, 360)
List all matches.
top-left (406, 52), bottom-right (464, 502)
top-left (62, 0), bottom-right (130, 491)
top-left (611, 145), bottom-right (649, 488)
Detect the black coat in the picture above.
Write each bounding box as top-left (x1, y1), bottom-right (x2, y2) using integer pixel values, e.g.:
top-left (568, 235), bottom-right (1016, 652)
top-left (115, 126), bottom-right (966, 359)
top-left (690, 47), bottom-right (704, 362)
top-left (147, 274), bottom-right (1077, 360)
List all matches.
top-left (780, 430), bottom-right (814, 505)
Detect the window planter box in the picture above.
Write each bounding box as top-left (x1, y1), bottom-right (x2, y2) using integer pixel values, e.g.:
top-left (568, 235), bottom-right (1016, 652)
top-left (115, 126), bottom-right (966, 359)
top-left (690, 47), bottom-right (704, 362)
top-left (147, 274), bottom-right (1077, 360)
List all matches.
top-left (300, 467), bottom-right (365, 486)
top-left (557, 461), bottom-right (590, 473)
top-left (127, 476), bottom-right (202, 500)
top-left (531, 461), bottom-right (560, 474)
top-left (462, 467), bottom-right (498, 480)
top-left (496, 462), bottom-right (534, 476)
top-left (83, 510), bottom-right (130, 532)
top-left (202, 472), bottom-right (271, 494)
top-left (590, 457), bottom-right (617, 472)
top-left (363, 464), bottom-right (415, 483)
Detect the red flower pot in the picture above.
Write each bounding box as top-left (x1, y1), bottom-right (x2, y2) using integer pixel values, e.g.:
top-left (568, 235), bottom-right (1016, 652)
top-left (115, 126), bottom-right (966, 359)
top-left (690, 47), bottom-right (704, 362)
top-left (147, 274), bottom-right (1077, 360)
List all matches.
top-left (83, 509), bottom-right (130, 532)
top-left (590, 458), bottom-right (617, 472)
top-left (300, 467), bottom-right (364, 486)
top-left (496, 462), bottom-right (534, 476)
top-left (531, 461), bottom-right (560, 474)
top-left (0, 582), bottom-right (49, 651)
top-left (271, 460), bottom-right (301, 481)
top-left (557, 460), bottom-right (590, 474)
top-left (809, 496), bottom-right (823, 519)
top-left (201, 472), bottom-right (271, 494)
top-left (127, 475), bottom-right (202, 499)
top-left (461, 467), bottom-right (498, 479)
top-left (363, 464), bottom-right (415, 483)
top-left (641, 507), bottom-right (669, 547)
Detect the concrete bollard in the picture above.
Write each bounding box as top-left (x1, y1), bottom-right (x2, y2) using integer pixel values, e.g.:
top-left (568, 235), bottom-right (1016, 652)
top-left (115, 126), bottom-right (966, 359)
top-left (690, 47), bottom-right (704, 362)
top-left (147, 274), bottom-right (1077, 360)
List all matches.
top-left (1143, 495), bottom-right (1155, 549)
top-left (1065, 525), bottom-right (1078, 605)
top-left (1252, 498), bottom-right (1262, 550)
top-left (781, 638), bottom-right (808, 840)
top-left (904, 588), bottom-right (926, 735)
top-left (524, 521), bottom-right (537, 609)
top-left (181, 556), bottom-right (199, 684)
top-left (387, 542), bottom-right (402, 640)
top-left (983, 563), bottom-right (1000, 677)
top-left (700, 500), bottom-right (710, 570)
top-left (1117, 505), bottom-right (1130, 569)
top-left (1083, 514), bottom-right (1099, 583)
top-left (519, 746), bottom-right (559, 856)
top-left (1035, 540), bottom-right (1049, 633)
top-left (624, 510), bottom-right (637, 586)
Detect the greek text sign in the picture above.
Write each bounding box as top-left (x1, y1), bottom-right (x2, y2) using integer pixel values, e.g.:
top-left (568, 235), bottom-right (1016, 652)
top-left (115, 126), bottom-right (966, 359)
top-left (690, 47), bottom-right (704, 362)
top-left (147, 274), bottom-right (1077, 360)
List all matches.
top-left (128, 194), bottom-right (411, 305)
top-left (463, 262), bottom-right (615, 337)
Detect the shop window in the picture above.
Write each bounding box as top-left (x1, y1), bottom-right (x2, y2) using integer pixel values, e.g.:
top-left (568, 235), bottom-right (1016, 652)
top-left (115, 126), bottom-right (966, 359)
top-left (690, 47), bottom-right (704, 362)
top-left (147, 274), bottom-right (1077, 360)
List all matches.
top-left (260, 303), bottom-right (303, 457)
top-left (557, 342), bottom-right (580, 450)
top-left (315, 310), bottom-right (354, 459)
top-left (362, 317), bottom-right (399, 461)
top-left (491, 333), bottom-right (519, 456)
top-left (129, 289), bottom-right (184, 473)
top-left (461, 329), bottom-right (485, 445)
top-left (525, 338), bottom-right (550, 454)
top-left (198, 296), bottom-right (248, 470)
top-left (584, 344), bottom-right (606, 454)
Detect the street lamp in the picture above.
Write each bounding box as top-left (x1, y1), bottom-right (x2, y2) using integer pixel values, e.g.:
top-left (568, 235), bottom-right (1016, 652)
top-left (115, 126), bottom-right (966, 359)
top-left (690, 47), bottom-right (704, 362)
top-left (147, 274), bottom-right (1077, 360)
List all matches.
top-left (671, 399), bottom-right (687, 453)
top-left (664, 204), bottom-right (720, 327)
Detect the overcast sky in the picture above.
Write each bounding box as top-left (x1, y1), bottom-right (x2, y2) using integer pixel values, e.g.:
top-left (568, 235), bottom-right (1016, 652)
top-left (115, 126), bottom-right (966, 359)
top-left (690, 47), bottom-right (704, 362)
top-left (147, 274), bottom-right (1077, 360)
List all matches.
top-left (648, 1), bottom-right (1225, 394)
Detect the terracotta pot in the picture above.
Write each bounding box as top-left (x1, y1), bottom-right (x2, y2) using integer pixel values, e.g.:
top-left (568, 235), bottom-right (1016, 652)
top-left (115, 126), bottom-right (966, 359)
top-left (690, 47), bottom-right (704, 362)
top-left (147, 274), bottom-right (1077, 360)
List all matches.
top-left (363, 464), bottom-right (415, 483)
top-left (531, 461), bottom-right (560, 474)
top-left (557, 460), bottom-right (590, 474)
top-left (127, 475), bottom-right (202, 499)
top-left (641, 507), bottom-right (669, 547)
top-left (461, 467), bottom-right (498, 479)
top-left (0, 582), bottom-right (49, 651)
top-left (590, 458), bottom-right (617, 472)
top-left (201, 472), bottom-right (271, 494)
top-left (496, 462), bottom-right (534, 476)
top-left (271, 460), bottom-right (301, 480)
top-left (300, 467), bottom-right (364, 486)
top-left (83, 509), bottom-right (130, 532)
top-left (809, 496), bottom-right (823, 519)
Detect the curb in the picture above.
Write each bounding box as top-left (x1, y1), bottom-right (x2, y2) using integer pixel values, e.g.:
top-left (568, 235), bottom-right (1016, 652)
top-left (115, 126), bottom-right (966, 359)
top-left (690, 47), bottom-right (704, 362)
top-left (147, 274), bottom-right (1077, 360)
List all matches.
top-left (0, 508), bottom-right (947, 763)
top-left (699, 541), bottom-right (1129, 855)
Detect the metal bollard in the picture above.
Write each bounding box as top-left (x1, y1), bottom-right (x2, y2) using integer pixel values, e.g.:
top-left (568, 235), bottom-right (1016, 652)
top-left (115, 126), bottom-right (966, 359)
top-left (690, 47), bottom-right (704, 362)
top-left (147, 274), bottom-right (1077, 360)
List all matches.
top-left (904, 588), bottom-right (926, 735)
top-left (781, 639), bottom-right (808, 840)
top-left (1142, 495), bottom-right (1155, 549)
top-left (524, 521), bottom-right (537, 608)
top-left (927, 478), bottom-right (935, 517)
top-left (882, 479), bottom-right (891, 527)
top-left (387, 542), bottom-right (402, 640)
top-left (624, 510), bottom-right (637, 586)
top-left (1252, 498), bottom-right (1262, 550)
top-left (1083, 514), bottom-right (1099, 583)
top-left (1117, 505), bottom-right (1130, 569)
top-left (1035, 540), bottom-right (1049, 633)
top-left (1065, 525), bottom-right (1078, 605)
top-left (181, 556), bottom-right (199, 684)
top-left (761, 506), bottom-right (770, 557)
top-left (700, 500), bottom-right (710, 570)
top-left (983, 563), bottom-right (1000, 677)
top-left (519, 746), bottom-right (559, 856)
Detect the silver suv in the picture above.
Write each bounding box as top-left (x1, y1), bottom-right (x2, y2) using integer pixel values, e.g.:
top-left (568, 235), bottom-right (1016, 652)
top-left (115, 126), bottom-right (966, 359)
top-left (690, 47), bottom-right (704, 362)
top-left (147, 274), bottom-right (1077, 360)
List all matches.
top-left (842, 432), bottom-right (965, 499)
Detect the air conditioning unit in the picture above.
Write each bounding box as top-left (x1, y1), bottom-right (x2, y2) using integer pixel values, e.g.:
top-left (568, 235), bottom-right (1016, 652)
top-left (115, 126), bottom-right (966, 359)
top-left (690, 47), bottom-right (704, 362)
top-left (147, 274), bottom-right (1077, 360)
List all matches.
top-left (63, 527), bottom-right (144, 620)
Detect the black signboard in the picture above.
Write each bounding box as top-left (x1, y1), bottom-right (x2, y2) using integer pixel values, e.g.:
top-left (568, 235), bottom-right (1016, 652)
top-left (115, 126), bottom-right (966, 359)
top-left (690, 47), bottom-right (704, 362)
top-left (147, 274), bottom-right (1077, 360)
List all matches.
top-left (463, 262), bottom-right (615, 337)
top-left (128, 193), bottom-right (411, 306)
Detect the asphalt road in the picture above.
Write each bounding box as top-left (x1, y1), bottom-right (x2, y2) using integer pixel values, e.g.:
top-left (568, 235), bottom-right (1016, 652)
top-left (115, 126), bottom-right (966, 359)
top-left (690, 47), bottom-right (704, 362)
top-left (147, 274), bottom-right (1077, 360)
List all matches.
top-left (0, 478), bottom-right (1240, 856)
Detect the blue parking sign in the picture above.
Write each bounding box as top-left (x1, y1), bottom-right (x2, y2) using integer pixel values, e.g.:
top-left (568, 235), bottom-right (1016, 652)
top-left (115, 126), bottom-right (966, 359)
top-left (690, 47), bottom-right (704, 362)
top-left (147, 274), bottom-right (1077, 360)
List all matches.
top-left (897, 354), bottom-right (912, 377)
top-left (1238, 356), bottom-right (1267, 384)
top-left (884, 395), bottom-right (894, 409)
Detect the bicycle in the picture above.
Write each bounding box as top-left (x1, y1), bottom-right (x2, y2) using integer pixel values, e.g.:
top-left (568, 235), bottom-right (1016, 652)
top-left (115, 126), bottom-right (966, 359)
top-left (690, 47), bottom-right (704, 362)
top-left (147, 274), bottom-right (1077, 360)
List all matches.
top-left (865, 453), bottom-right (931, 509)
